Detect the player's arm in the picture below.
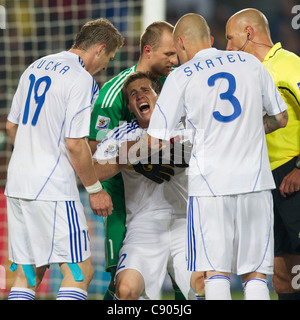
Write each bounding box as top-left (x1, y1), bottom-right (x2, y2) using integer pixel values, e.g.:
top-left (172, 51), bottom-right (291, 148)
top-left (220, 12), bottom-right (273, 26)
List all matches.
top-left (93, 157), bottom-right (127, 181)
top-left (263, 110), bottom-right (288, 134)
top-left (88, 80), bottom-right (128, 154)
top-left (260, 63), bottom-right (288, 134)
top-left (6, 121), bottom-right (18, 146)
top-left (66, 137), bottom-right (113, 216)
top-left (88, 138), bottom-right (99, 154)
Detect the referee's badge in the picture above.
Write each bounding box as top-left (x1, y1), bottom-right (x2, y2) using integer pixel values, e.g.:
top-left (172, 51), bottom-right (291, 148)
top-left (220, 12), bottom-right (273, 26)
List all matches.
top-left (297, 82), bottom-right (300, 92)
top-left (95, 115), bottom-right (110, 131)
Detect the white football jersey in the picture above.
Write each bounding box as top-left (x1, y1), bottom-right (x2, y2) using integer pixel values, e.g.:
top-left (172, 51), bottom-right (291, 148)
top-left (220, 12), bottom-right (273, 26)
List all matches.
top-left (93, 120), bottom-right (188, 224)
top-left (147, 48), bottom-right (288, 196)
top-left (5, 51), bottom-right (99, 201)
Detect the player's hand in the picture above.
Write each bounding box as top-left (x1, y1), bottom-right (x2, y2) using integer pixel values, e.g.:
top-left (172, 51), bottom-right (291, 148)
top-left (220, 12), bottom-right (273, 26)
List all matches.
top-left (170, 140), bottom-right (193, 168)
top-left (279, 168), bottom-right (300, 197)
top-left (133, 162), bottom-right (174, 184)
top-left (89, 189), bottom-right (113, 216)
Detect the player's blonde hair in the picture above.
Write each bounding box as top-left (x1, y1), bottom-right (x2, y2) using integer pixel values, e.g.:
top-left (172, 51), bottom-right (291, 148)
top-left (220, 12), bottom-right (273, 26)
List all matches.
top-left (72, 18), bottom-right (124, 53)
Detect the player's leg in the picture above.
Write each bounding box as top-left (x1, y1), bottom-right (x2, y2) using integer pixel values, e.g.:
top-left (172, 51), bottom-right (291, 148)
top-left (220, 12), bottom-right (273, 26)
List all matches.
top-left (190, 271), bottom-right (205, 300)
top-left (57, 258), bottom-right (94, 300)
top-left (102, 204), bottom-right (126, 300)
top-left (115, 269), bottom-right (145, 300)
top-left (241, 272), bottom-right (269, 300)
top-left (271, 158), bottom-right (300, 299)
top-left (187, 196), bottom-right (234, 300)
top-left (52, 201), bottom-right (93, 300)
top-left (8, 264), bottom-right (48, 300)
top-left (204, 271), bottom-right (231, 300)
top-left (168, 216), bottom-right (199, 300)
top-left (273, 254), bottom-right (300, 299)
top-left (235, 191), bottom-right (274, 300)
top-left (6, 197), bottom-right (46, 300)
top-left (115, 217), bottom-right (169, 300)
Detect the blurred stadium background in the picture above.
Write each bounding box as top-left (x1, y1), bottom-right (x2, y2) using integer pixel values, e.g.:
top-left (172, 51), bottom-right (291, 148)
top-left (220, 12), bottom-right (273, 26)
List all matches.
top-left (0, 0), bottom-right (299, 299)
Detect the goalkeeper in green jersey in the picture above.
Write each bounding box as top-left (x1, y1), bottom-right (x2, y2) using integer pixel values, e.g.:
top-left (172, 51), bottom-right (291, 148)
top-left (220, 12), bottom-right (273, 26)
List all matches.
top-left (88, 21), bottom-right (181, 300)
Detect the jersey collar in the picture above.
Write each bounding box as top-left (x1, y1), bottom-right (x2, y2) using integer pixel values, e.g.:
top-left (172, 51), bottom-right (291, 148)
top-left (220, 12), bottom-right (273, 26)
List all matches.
top-left (193, 47), bottom-right (218, 59)
top-left (263, 42), bottom-right (282, 63)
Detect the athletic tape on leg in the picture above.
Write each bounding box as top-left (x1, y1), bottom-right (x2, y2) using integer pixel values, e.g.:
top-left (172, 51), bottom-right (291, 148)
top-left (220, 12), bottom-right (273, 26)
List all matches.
top-left (9, 262), bottom-right (17, 272)
top-left (22, 265), bottom-right (36, 287)
top-left (9, 263), bottom-right (36, 287)
top-left (67, 263), bottom-right (85, 282)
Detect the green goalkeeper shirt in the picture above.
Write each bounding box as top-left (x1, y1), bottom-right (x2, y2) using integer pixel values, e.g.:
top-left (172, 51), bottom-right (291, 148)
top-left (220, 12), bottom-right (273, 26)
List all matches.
top-left (89, 65), bottom-right (167, 211)
top-left (89, 65), bottom-right (137, 211)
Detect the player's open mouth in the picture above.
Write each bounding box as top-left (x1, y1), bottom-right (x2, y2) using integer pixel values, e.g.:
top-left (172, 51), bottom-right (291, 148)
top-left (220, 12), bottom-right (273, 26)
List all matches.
top-left (139, 102), bottom-right (150, 113)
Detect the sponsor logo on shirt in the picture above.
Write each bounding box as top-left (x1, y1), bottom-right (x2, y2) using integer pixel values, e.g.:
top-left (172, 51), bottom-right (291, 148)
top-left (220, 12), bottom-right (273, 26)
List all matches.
top-left (96, 115), bottom-right (110, 131)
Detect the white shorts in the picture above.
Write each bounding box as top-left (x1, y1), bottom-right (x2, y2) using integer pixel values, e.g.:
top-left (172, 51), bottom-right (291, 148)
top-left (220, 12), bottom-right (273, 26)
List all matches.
top-left (187, 191), bottom-right (274, 275)
top-left (7, 197), bottom-right (91, 267)
top-left (115, 212), bottom-right (193, 300)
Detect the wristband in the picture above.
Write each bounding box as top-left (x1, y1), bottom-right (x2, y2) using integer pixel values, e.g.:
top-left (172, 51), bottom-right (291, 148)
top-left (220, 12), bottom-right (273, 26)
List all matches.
top-left (85, 181), bottom-right (102, 194)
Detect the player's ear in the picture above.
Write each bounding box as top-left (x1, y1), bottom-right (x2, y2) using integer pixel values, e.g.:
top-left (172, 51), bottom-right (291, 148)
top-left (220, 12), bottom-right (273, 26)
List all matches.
top-left (96, 43), bottom-right (106, 56)
top-left (210, 35), bottom-right (214, 46)
top-left (177, 36), bottom-right (185, 51)
top-left (143, 45), bottom-right (152, 59)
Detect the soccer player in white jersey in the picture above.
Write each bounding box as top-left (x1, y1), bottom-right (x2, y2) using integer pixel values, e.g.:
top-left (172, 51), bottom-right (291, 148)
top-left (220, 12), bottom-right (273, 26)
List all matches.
top-left (147, 14), bottom-right (289, 300)
top-left (5, 18), bottom-right (123, 300)
top-left (93, 72), bottom-right (200, 300)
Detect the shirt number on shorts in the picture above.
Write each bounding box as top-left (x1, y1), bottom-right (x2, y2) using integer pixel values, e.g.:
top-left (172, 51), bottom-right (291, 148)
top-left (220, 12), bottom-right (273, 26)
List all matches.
top-left (208, 72), bottom-right (241, 122)
top-left (117, 253), bottom-right (127, 271)
top-left (23, 74), bottom-right (52, 126)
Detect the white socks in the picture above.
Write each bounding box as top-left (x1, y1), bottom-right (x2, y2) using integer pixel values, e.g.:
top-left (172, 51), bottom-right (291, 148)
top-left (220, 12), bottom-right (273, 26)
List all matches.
top-left (56, 287), bottom-right (87, 300)
top-left (204, 275), bottom-right (231, 300)
top-left (243, 278), bottom-right (270, 300)
top-left (8, 286), bottom-right (87, 300)
top-left (8, 287), bottom-right (35, 300)
top-left (204, 276), bottom-right (270, 300)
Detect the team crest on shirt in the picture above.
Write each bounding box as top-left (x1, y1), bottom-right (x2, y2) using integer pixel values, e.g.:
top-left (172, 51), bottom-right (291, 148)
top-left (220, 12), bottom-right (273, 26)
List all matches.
top-left (104, 144), bottom-right (117, 156)
top-left (95, 115), bottom-right (110, 131)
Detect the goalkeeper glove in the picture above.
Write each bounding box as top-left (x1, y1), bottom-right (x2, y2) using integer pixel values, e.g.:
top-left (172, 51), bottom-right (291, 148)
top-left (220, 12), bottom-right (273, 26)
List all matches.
top-left (133, 162), bottom-right (174, 184)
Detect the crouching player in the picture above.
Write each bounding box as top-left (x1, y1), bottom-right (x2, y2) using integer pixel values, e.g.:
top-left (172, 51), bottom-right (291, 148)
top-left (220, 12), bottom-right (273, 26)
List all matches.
top-left (93, 72), bottom-right (202, 299)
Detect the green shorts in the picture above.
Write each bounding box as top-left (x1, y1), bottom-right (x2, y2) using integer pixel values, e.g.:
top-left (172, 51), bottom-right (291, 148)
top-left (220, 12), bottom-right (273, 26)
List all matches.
top-left (102, 176), bottom-right (127, 273)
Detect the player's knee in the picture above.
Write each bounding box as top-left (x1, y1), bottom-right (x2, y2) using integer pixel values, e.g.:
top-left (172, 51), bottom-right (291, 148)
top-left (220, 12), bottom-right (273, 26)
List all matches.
top-left (81, 260), bottom-right (94, 284)
top-left (191, 271), bottom-right (205, 294)
top-left (117, 280), bottom-right (140, 300)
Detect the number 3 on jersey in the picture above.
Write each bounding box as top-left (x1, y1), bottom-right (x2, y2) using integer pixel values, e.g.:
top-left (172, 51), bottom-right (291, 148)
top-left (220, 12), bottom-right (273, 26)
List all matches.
top-left (208, 72), bottom-right (241, 123)
top-left (23, 74), bottom-right (52, 126)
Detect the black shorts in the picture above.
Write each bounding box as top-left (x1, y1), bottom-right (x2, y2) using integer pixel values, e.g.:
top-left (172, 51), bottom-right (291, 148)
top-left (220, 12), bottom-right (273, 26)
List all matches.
top-left (272, 157), bottom-right (300, 256)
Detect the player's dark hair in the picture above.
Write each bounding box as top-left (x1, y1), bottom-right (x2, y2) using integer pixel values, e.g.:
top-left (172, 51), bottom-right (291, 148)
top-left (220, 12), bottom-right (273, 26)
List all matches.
top-left (140, 21), bottom-right (174, 55)
top-left (72, 18), bottom-right (124, 53)
top-left (123, 71), bottom-right (162, 104)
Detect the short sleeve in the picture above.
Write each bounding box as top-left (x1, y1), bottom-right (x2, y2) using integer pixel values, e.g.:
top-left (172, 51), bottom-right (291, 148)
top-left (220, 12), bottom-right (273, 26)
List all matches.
top-left (148, 71), bottom-right (184, 140)
top-left (65, 75), bottom-right (97, 138)
top-left (260, 64), bottom-right (288, 116)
